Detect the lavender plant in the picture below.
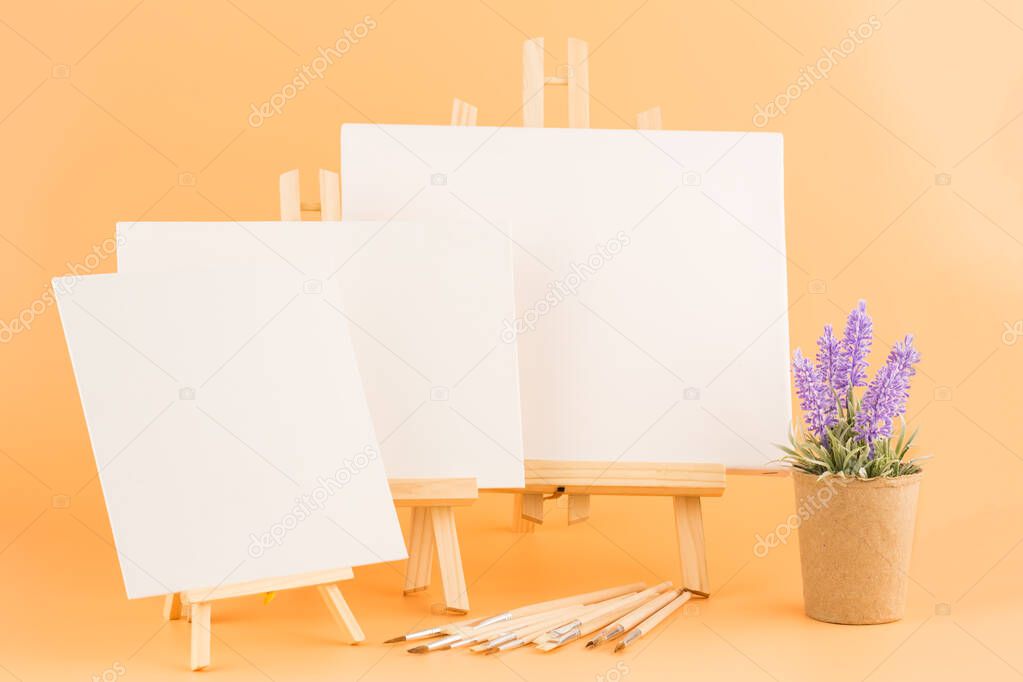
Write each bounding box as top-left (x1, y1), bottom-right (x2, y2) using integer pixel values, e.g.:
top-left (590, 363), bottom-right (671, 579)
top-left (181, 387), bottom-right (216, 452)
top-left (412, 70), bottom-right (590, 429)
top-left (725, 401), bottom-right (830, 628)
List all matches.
top-left (778, 300), bottom-right (925, 478)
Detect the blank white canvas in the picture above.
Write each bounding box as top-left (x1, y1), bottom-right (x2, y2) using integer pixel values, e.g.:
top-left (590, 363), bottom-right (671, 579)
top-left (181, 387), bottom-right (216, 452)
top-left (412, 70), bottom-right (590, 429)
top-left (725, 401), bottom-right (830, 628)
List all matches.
top-left (341, 124), bottom-right (792, 470)
top-left (116, 220), bottom-right (524, 488)
top-left (55, 270), bottom-right (407, 599)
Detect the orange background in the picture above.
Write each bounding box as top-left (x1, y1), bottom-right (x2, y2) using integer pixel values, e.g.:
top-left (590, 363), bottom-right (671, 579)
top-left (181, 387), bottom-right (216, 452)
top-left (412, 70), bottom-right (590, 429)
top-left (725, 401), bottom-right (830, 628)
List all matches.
top-left (2, 1), bottom-right (1022, 680)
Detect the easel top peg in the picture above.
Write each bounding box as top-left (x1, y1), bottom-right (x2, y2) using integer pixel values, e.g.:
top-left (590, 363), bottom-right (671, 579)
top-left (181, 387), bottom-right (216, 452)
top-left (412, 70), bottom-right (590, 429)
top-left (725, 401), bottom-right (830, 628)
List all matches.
top-left (636, 106), bottom-right (663, 131)
top-left (451, 98), bottom-right (478, 126)
top-left (279, 168), bottom-right (340, 220)
top-left (522, 37), bottom-right (590, 129)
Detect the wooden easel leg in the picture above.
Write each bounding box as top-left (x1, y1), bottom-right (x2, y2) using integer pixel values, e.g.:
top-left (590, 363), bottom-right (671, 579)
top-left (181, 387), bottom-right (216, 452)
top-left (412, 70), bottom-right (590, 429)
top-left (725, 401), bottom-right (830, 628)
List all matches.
top-left (511, 494), bottom-right (535, 533)
top-left (163, 592), bottom-right (183, 620)
top-left (190, 602), bottom-right (211, 671)
top-left (520, 493), bottom-right (544, 524)
top-left (567, 494), bottom-right (590, 524)
top-left (404, 506), bottom-right (435, 594)
top-left (430, 506), bottom-right (469, 614)
top-left (673, 496), bottom-right (710, 593)
top-left (317, 584), bottom-right (365, 644)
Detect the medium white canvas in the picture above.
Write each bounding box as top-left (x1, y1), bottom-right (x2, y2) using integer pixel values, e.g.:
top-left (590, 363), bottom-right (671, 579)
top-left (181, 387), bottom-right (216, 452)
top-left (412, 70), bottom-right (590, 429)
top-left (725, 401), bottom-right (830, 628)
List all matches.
top-left (341, 124), bottom-right (792, 470)
top-left (116, 220), bottom-right (524, 488)
top-left (55, 270), bottom-right (407, 599)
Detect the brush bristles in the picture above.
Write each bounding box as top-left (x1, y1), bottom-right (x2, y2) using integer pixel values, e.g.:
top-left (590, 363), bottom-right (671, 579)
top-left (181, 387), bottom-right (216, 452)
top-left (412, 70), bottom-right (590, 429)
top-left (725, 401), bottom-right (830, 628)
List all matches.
top-left (407, 646), bottom-right (429, 654)
top-left (384, 636), bottom-right (406, 644)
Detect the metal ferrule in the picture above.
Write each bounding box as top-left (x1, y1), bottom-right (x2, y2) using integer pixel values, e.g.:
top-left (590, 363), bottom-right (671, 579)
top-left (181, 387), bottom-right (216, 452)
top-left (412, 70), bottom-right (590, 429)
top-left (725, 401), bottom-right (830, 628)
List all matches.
top-left (550, 619), bottom-right (582, 636)
top-left (619, 629), bottom-right (642, 648)
top-left (406, 626), bottom-right (443, 641)
top-left (486, 633), bottom-right (516, 648)
top-left (470, 611), bottom-right (513, 630)
top-left (449, 637), bottom-right (481, 649)
top-left (604, 624), bottom-right (626, 641)
top-left (427, 634), bottom-right (464, 650)
top-left (548, 627), bottom-right (582, 646)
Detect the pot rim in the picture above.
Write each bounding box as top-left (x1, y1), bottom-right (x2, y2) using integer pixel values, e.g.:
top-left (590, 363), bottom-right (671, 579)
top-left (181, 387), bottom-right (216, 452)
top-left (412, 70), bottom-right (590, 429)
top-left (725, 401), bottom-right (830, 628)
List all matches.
top-left (790, 468), bottom-right (923, 488)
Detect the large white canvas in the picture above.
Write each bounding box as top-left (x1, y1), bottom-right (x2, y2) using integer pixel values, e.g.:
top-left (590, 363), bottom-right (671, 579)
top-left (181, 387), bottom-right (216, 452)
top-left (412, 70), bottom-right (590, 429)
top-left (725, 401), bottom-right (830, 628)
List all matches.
top-left (341, 124), bottom-right (791, 470)
top-left (116, 220), bottom-right (524, 488)
top-left (55, 270), bottom-right (407, 599)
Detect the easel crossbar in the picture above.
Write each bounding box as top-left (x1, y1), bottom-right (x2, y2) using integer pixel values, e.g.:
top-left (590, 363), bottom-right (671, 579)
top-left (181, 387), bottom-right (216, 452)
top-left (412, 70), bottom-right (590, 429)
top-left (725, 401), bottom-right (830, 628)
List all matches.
top-left (496, 460), bottom-right (726, 497)
top-left (183, 566), bottom-right (355, 603)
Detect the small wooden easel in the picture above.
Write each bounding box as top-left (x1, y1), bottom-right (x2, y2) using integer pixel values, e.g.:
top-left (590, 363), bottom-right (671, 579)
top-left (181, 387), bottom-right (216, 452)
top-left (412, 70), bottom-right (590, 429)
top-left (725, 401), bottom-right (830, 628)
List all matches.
top-left (278, 168), bottom-right (478, 615)
top-left (164, 566), bottom-right (363, 670)
top-left (503, 37), bottom-right (724, 593)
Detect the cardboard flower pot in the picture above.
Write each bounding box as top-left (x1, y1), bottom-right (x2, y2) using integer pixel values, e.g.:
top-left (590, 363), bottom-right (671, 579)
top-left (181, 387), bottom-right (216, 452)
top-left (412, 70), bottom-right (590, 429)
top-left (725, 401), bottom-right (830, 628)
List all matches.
top-left (793, 471), bottom-right (923, 624)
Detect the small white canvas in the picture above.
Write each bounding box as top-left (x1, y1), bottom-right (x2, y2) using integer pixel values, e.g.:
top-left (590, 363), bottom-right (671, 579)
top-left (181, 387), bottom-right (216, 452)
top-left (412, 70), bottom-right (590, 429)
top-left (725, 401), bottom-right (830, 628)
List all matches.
top-left (340, 124), bottom-right (792, 470)
top-left (116, 220), bottom-right (524, 488)
top-left (55, 269), bottom-right (407, 599)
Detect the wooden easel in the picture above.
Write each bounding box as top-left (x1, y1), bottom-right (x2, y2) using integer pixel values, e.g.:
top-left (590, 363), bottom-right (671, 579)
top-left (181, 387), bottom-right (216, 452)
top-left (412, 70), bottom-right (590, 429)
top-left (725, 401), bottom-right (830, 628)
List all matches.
top-left (277, 168), bottom-right (478, 615)
top-left (502, 37), bottom-right (724, 593)
top-left (164, 566), bottom-right (363, 670)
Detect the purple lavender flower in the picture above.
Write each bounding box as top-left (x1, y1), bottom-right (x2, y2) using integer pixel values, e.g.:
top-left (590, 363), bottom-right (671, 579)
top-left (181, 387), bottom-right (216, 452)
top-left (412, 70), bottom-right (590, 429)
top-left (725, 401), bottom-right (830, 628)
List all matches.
top-left (835, 300), bottom-right (873, 401)
top-left (815, 323), bottom-right (841, 412)
top-left (854, 335), bottom-right (921, 449)
top-left (792, 349), bottom-right (837, 440)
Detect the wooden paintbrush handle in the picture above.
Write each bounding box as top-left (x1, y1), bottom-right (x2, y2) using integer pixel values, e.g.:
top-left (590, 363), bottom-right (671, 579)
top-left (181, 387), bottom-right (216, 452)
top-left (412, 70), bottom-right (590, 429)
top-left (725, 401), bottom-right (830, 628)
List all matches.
top-left (614, 589), bottom-right (681, 632)
top-left (633, 590), bottom-right (692, 633)
top-left (578, 583), bottom-right (671, 632)
top-left (512, 581), bottom-right (646, 618)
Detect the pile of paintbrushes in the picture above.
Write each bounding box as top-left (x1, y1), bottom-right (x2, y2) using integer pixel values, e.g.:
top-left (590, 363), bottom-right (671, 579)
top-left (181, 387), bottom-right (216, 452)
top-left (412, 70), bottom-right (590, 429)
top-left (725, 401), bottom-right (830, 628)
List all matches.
top-left (385, 581), bottom-right (703, 654)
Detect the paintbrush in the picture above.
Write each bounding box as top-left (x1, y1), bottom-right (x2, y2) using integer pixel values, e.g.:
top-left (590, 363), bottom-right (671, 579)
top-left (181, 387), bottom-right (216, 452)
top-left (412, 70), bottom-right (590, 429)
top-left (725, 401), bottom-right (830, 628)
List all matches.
top-left (613, 590), bottom-right (693, 653)
top-left (535, 582), bottom-right (672, 651)
top-left (585, 588), bottom-right (682, 648)
top-left (388, 581), bottom-right (644, 644)
top-left (428, 592), bottom-right (643, 653)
